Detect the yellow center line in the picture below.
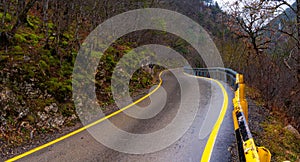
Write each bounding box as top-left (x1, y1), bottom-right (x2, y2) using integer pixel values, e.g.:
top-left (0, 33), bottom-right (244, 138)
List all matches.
top-left (183, 72), bottom-right (229, 162)
top-left (5, 72), bottom-right (164, 162)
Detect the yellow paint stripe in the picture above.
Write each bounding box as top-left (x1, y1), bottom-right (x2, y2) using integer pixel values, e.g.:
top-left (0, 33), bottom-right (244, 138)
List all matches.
top-left (200, 79), bottom-right (228, 162)
top-left (5, 72), bottom-right (164, 162)
top-left (183, 72), bottom-right (229, 162)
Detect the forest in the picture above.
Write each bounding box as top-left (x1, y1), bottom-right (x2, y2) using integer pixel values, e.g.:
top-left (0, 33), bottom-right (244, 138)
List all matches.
top-left (0, 0), bottom-right (299, 161)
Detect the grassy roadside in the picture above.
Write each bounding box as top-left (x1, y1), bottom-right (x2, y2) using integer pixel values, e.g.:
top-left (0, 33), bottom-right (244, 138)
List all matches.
top-left (259, 116), bottom-right (300, 161)
top-left (246, 86), bottom-right (300, 162)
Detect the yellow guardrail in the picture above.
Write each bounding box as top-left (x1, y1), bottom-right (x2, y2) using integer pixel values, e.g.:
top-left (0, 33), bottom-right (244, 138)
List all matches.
top-left (184, 67), bottom-right (271, 162)
top-left (233, 74), bottom-right (271, 162)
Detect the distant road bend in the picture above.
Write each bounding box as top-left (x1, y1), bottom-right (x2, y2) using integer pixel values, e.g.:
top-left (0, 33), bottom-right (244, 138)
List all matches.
top-left (9, 69), bottom-right (235, 162)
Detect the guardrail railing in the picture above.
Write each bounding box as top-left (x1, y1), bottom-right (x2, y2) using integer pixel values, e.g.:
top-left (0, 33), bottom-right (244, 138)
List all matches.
top-left (184, 67), bottom-right (271, 162)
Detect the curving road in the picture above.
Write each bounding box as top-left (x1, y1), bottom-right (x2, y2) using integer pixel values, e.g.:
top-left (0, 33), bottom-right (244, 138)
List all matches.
top-left (12, 69), bottom-right (235, 162)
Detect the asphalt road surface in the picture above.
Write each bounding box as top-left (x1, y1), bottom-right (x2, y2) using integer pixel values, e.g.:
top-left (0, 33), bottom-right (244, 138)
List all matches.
top-left (16, 69), bottom-right (235, 162)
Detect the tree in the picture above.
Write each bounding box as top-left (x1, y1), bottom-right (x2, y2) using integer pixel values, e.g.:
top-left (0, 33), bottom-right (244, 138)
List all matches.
top-left (227, 0), bottom-right (299, 88)
top-left (265, 0), bottom-right (300, 88)
top-left (0, 0), bottom-right (38, 49)
top-left (227, 0), bottom-right (276, 56)
top-left (226, 0), bottom-right (300, 131)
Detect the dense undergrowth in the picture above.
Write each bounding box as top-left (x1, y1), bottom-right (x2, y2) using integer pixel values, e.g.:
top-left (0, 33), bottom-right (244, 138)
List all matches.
top-left (0, 5), bottom-right (159, 154)
top-left (246, 86), bottom-right (300, 162)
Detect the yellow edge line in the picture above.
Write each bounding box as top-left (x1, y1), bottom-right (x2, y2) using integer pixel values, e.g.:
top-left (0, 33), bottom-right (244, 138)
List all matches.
top-left (5, 71), bottom-right (164, 162)
top-left (183, 72), bottom-right (229, 162)
top-left (200, 79), bottom-right (228, 162)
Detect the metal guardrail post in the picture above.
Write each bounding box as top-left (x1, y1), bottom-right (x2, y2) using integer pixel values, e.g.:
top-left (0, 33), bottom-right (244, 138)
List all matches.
top-left (236, 74), bottom-right (248, 122)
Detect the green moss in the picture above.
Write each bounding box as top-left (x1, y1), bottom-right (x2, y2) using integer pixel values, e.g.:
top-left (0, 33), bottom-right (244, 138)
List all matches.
top-left (13, 46), bottom-right (22, 52)
top-left (27, 20), bottom-right (36, 30)
top-left (49, 36), bottom-right (55, 41)
top-left (33, 98), bottom-right (55, 110)
top-left (22, 64), bottom-right (37, 78)
top-left (60, 104), bottom-right (74, 117)
top-left (40, 49), bottom-right (51, 56)
top-left (27, 16), bottom-right (40, 30)
top-left (39, 49), bottom-right (59, 66)
top-left (39, 60), bottom-right (49, 72)
top-left (45, 78), bottom-right (72, 101)
top-left (25, 33), bottom-right (40, 41)
top-left (62, 41), bottom-right (68, 46)
top-left (59, 63), bottom-right (73, 76)
top-left (63, 33), bottom-right (72, 40)
top-left (0, 13), bottom-right (12, 22)
top-left (142, 76), bottom-right (149, 85)
top-left (14, 34), bottom-right (27, 43)
top-left (7, 24), bottom-right (13, 30)
top-left (48, 23), bottom-right (54, 29)
top-left (21, 33), bottom-right (41, 45)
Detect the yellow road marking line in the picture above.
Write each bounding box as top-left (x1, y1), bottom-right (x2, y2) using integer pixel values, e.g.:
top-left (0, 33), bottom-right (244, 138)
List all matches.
top-left (5, 72), bottom-right (164, 162)
top-left (183, 72), bottom-right (229, 162)
top-left (200, 79), bottom-right (228, 162)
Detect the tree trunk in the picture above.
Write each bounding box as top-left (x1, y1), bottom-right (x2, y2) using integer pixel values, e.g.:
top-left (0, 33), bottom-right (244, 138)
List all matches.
top-left (0, 0), bottom-right (37, 50)
top-left (297, 0), bottom-right (300, 82)
top-left (11, 0), bottom-right (37, 36)
top-left (43, 0), bottom-right (49, 49)
top-left (1, 0), bottom-right (7, 26)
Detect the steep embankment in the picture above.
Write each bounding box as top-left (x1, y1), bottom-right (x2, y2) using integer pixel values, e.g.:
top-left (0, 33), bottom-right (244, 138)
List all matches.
top-left (0, 4), bottom-right (160, 159)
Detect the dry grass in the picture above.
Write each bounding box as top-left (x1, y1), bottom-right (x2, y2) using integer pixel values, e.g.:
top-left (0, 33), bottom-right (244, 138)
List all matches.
top-left (246, 86), bottom-right (300, 162)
